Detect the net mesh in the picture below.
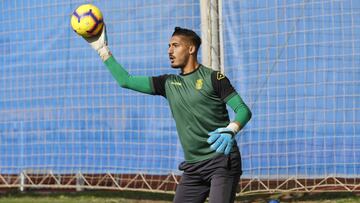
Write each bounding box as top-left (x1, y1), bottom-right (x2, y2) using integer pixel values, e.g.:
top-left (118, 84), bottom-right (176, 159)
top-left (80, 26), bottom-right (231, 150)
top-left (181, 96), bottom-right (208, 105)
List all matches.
top-left (222, 0), bottom-right (360, 180)
top-left (0, 0), bottom-right (359, 194)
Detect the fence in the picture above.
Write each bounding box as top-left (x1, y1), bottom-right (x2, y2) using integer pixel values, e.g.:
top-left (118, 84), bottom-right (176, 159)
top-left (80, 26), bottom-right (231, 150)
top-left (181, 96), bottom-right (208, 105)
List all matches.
top-left (0, 0), bottom-right (359, 194)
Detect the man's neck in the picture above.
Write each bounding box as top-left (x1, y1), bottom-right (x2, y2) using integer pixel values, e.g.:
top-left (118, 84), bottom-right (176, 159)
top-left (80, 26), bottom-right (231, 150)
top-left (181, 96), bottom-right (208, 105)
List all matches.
top-left (181, 59), bottom-right (199, 75)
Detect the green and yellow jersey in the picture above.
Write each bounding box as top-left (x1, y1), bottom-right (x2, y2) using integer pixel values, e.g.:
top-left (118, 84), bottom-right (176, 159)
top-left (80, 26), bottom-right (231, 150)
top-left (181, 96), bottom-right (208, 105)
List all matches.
top-left (104, 56), bottom-right (251, 163)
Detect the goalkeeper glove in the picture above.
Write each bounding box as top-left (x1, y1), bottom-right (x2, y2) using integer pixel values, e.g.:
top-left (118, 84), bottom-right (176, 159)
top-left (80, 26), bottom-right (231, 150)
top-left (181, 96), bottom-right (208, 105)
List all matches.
top-left (207, 123), bottom-right (240, 155)
top-left (84, 24), bottom-right (111, 61)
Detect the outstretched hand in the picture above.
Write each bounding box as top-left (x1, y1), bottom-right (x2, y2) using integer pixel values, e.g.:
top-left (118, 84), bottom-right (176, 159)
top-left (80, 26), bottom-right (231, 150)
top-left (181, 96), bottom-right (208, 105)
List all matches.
top-left (84, 24), bottom-right (110, 61)
top-left (84, 24), bottom-right (107, 50)
top-left (207, 127), bottom-right (235, 155)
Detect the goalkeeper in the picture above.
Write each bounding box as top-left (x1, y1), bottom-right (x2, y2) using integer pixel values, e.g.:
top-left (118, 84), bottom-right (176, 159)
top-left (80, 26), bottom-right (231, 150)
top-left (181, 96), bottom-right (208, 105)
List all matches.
top-left (85, 25), bottom-right (252, 203)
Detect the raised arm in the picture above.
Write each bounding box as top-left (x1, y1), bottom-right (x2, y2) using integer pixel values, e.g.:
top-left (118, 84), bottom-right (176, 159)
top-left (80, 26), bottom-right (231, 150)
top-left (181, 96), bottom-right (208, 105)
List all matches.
top-left (85, 25), bottom-right (154, 94)
top-left (104, 56), bottom-right (153, 94)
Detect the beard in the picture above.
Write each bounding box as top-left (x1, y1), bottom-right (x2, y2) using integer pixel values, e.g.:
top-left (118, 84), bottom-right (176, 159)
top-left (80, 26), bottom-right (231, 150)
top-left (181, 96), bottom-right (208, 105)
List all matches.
top-left (170, 63), bottom-right (183, 69)
top-left (169, 57), bottom-right (187, 69)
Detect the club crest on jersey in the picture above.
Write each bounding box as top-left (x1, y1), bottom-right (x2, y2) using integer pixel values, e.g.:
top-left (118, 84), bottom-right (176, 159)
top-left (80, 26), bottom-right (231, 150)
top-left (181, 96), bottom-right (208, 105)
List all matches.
top-left (195, 79), bottom-right (203, 90)
top-left (217, 72), bottom-right (225, 80)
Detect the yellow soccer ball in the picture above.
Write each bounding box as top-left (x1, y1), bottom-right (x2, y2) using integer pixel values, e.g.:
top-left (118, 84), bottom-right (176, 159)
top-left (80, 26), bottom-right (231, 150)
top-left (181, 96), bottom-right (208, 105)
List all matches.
top-left (70, 4), bottom-right (104, 38)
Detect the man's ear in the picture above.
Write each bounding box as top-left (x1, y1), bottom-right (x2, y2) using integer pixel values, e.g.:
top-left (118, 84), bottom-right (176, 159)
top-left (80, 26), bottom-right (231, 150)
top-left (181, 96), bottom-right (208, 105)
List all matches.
top-left (189, 45), bottom-right (196, 55)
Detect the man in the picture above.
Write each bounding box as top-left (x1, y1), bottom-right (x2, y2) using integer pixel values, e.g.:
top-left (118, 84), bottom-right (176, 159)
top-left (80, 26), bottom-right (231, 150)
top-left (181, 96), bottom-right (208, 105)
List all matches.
top-left (85, 25), bottom-right (252, 203)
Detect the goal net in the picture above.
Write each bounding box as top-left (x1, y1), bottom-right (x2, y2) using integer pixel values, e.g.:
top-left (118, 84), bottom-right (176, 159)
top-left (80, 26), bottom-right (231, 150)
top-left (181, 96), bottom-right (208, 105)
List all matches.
top-left (222, 0), bottom-right (360, 193)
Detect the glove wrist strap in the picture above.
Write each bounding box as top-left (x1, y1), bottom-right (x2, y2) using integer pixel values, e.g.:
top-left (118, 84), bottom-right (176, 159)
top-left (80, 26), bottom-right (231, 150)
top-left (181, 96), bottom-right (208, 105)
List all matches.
top-left (226, 122), bottom-right (240, 136)
top-left (98, 46), bottom-right (111, 61)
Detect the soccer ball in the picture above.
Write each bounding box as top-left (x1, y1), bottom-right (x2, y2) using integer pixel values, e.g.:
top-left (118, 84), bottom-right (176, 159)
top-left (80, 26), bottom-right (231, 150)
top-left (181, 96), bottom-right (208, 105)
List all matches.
top-left (70, 4), bottom-right (104, 38)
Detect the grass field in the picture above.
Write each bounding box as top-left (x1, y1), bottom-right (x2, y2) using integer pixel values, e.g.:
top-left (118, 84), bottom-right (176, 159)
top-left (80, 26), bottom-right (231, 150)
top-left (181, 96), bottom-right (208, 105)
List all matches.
top-left (0, 190), bottom-right (359, 203)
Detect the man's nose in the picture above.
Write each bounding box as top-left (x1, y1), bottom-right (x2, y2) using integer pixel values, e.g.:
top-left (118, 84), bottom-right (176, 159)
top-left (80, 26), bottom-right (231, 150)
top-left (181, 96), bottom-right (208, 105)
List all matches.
top-left (168, 46), bottom-right (173, 54)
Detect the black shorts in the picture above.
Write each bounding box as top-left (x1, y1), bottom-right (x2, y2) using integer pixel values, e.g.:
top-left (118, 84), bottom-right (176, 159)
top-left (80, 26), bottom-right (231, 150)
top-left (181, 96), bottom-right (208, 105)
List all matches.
top-left (173, 145), bottom-right (242, 203)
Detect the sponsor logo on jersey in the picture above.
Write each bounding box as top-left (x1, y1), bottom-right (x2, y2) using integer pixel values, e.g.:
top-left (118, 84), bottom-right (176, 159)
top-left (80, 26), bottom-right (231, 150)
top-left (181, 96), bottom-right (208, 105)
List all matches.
top-left (217, 72), bottom-right (225, 80)
top-left (195, 79), bottom-right (203, 90)
top-left (170, 81), bottom-right (182, 86)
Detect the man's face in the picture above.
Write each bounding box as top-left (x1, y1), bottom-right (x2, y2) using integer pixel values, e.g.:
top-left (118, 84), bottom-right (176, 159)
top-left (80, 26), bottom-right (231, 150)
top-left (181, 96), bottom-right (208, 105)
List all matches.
top-left (168, 35), bottom-right (192, 68)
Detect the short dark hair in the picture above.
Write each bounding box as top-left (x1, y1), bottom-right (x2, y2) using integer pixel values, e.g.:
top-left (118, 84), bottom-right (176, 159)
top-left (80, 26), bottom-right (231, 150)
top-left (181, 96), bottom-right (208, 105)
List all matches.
top-left (172, 27), bottom-right (201, 52)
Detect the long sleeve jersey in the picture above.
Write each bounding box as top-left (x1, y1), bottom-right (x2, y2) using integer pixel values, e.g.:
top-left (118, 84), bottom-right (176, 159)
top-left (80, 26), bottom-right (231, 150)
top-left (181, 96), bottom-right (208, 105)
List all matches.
top-left (104, 56), bottom-right (252, 163)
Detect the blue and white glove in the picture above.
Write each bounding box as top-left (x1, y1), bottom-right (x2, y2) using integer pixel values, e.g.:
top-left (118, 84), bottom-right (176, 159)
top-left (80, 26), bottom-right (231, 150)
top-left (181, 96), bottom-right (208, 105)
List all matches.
top-left (207, 123), bottom-right (240, 155)
top-left (84, 24), bottom-right (111, 61)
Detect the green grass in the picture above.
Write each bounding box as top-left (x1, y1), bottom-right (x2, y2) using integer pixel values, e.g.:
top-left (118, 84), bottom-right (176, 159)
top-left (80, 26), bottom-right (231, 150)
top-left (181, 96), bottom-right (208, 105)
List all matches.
top-left (0, 190), bottom-right (358, 203)
top-left (0, 190), bottom-right (173, 203)
top-left (236, 192), bottom-right (360, 203)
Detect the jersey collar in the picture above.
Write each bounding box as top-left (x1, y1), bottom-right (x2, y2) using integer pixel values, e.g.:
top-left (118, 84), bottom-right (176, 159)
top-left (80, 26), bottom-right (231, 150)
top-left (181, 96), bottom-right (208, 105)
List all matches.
top-left (180, 64), bottom-right (202, 76)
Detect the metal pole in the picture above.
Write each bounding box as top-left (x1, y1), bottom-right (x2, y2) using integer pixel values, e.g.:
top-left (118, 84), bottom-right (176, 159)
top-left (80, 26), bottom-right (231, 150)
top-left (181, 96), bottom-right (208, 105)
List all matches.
top-left (218, 0), bottom-right (225, 73)
top-left (200, 0), bottom-right (221, 71)
top-left (200, 0), bottom-right (211, 67)
top-left (210, 0), bottom-right (220, 71)
top-left (19, 122), bottom-right (25, 192)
